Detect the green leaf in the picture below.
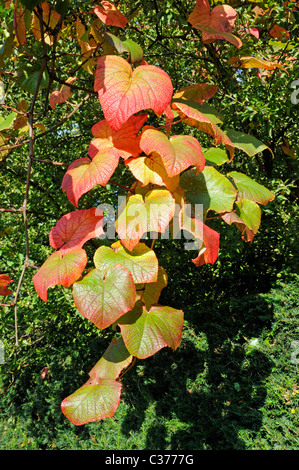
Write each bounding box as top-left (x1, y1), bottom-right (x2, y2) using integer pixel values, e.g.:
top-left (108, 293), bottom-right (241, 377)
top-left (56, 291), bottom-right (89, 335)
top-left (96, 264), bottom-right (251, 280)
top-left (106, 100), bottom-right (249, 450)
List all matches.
top-left (203, 147), bottom-right (229, 166)
top-left (228, 171), bottom-right (275, 205)
top-left (20, 0), bottom-right (40, 10)
top-left (180, 166), bottom-right (237, 213)
top-left (224, 129), bottom-right (273, 157)
top-left (94, 241), bottom-right (159, 284)
top-left (118, 301), bottom-right (184, 359)
top-left (235, 199), bottom-right (261, 234)
top-left (61, 378), bottom-right (122, 425)
top-left (17, 64), bottom-right (50, 94)
top-left (104, 32), bottom-right (144, 63)
top-left (0, 112), bottom-right (17, 131)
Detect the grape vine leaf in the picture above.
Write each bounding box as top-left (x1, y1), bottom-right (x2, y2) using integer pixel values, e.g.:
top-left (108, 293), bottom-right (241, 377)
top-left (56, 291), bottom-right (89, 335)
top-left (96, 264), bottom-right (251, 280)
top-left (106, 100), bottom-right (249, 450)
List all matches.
top-left (118, 301), bottom-right (184, 359)
top-left (33, 249), bottom-right (88, 302)
top-left (89, 337), bottom-right (133, 381)
top-left (61, 377), bottom-right (122, 425)
top-left (94, 55), bottom-right (173, 131)
top-left (49, 208), bottom-right (104, 254)
top-left (72, 265), bottom-right (136, 330)
top-left (88, 114), bottom-right (147, 160)
top-left (93, 241), bottom-right (159, 284)
top-left (140, 128), bottom-right (206, 177)
top-left (61, 147), bottom-right (120, 207)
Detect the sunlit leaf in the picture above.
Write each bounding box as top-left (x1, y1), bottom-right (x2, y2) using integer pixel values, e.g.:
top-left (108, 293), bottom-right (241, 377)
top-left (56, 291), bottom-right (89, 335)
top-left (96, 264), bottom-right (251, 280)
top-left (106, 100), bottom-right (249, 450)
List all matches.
top-left (61, 377), bottom-right (122, 425)
top-left (140, 128), bottom-right (206, 177)
top-left (94, 241), bottom-right (159, 284)
top-left (94, 55), bottom-right (173, 131)
top-left (73, 265), bottom-right (136, 330)
top-left (89, 337), bottom-right (133, 381)
top-left (33, 249), bottom-right (88, 302)
top-left (0, 274), bottom-right (14, 296)
top-left (118, 302), bottom-right (184, 359)
top-left (49, 208), bottom-right (104, 254)
top-left (228, 171), bottom-right (275, 205)
top-left (228, 56), bottom-right (286, 72)
top-left (94, 1), bottom-right (128, 28)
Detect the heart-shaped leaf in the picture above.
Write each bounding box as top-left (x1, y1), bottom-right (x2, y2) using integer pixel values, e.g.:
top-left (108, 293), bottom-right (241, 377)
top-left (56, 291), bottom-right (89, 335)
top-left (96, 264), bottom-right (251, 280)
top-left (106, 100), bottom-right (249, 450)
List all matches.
top-left (49, 208), bottom-right (104, 254)
top-left (94, 55), bottom-right (173, 131)
top-left (33, 249), bottom-right (88, 302)
top-left (89, 114), bottom-right (147, 160)
top-left (118, 302), bottom-right (184, 359)
top-left (94, 241), bottom-right (159, 284)
top-left (73, 265), bottom-right (136, 330)
top-left (61, 147), bottom-right (120, 207)
top-left (125, 153), bottom-right (180, 192)
top-left (61, 377), bottom-right (122, 425)
top-left (140, 128), bottom-right (206, 177)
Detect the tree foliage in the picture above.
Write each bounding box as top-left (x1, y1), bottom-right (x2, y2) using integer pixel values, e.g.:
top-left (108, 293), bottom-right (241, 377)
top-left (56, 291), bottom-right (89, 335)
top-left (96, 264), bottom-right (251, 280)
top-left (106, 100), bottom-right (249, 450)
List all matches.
top-left (0, 0), bottom-right (298, 427)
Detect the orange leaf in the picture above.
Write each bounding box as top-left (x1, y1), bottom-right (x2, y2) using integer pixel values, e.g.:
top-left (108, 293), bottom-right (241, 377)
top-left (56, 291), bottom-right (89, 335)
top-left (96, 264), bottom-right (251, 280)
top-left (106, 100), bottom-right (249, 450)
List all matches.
top-left (14, 1), bottom-right (26, 46)
top-left (173, 83), bottom-right (218, 104)
top-left (94, 1), bottom-right (128, 28)
top-left (0, 274), bottom-right (14, 296)
top-left (33, 249), bottom-right (88, 302)
top-left (49, 77), bottom-right (77, 110)
top-left (270, 24), bottom-right (290, 40)
top-left (32, 2), bottom-right (62, 46)
top-left (228, 56), bottom-right (287, 72)
top-left (139, 128), bottom-right (206, 177)
top-left (88, 114), bottom-right (147, 160)
top-left (61, 148), bottom-right (120, 207)
top-left (94, 55), bottom-right (173, 131)
top-left (188, 0), bottom-right (242, 48)
top-left (49, 208), bottom-right (104, 254)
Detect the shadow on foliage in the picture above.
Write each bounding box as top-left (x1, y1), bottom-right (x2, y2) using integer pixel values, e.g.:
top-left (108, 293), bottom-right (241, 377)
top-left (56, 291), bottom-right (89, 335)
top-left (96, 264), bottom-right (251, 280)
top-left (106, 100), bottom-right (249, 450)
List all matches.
top-left (120, 291), bottom-right (274, 450)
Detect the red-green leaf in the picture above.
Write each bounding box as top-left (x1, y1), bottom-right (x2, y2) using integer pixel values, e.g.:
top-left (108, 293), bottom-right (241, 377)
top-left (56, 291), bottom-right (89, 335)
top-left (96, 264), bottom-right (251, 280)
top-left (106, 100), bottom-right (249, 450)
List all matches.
top-left (93, 241), bottom-right (159, 284)
top-left (89, 337), bottom-right (133, 381)
top-left (0, 274), bottom-right (14, 296)
top-left (73, 265), bottom-right (136, 330)
top-left (61, 147), bottom-right (119, 207)
top-left (94, 1), bottom-right (128, 28)
top-left (49, 208), bottom-right (104, 254)
top-left (140, 128), bottom-right (205, 177)
top-left (61, 377), bottom-right (122, 425)
top-left (33, 249), bottom-right (87, 302)
top-left (118, 302), bottom-right (184, 359)
top-left (94, 55), bottom-right (173, 131)
top-left (172, 100), bottom-right (235, 160)
top-left (89, 114), bottom-right (147, 160)
top-left (220, 211), bottom-right (254, 243)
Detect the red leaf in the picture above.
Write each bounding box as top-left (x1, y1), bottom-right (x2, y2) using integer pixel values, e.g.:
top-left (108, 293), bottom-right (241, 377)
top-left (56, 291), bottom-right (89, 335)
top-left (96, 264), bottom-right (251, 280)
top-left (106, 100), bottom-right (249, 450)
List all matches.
top-left (61, 148), bottom-right (120, 207)
top-left (49, 208), bottom-right (104, 254)
top-left (49, 77), bottom-right (77, 110)
top-left (89, 114), bottom-right (147, 160)
top-left (0, 274), bottom-right (14, 296)
top-left (192, 223), bottom-right (220, 267)
top-left (188, 0), bottom-right (242, 48)
top-left (33, 249), bottom-right (87, 302)
top-left (140, 128), bottom-right (206, 177)
top-left (94, 55), bottom-right (173, 131)
top-left (94, 1), bottom-right (128, 28)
